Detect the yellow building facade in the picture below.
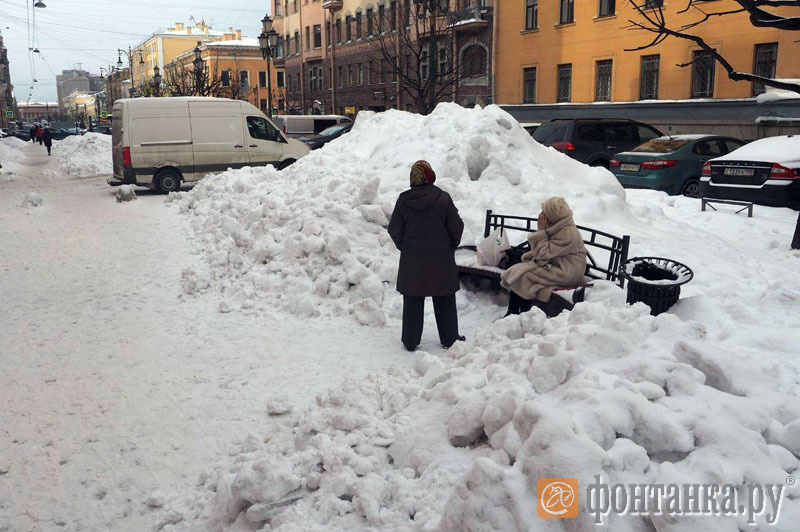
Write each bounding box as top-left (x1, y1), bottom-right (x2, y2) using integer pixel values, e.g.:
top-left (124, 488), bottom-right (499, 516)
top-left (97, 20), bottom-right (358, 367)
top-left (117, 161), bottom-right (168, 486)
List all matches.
top-left (128, 21), bottom-right (224, 93)
top-left (495, 0), bottom-right (800, 104)
top-left (166, 35), bottom-right (282, 113)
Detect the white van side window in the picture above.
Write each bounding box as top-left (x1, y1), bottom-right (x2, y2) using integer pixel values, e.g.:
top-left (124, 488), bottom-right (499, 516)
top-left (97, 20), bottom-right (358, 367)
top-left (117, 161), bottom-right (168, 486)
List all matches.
top-left (247, 117), bottom-right (281, 142)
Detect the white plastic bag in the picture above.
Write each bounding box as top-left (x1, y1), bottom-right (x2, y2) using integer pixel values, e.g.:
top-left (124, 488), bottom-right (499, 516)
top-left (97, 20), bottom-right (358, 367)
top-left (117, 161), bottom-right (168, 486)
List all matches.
top-left (476, 228), bottom-right (510, 267)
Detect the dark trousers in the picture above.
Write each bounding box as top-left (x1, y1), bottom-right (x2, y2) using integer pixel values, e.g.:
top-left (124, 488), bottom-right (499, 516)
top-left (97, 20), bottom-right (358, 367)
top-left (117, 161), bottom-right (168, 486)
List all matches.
top-left (402, 294), bottom-right (459, 350)
top-left (46, 145), bottom-right (51, 155)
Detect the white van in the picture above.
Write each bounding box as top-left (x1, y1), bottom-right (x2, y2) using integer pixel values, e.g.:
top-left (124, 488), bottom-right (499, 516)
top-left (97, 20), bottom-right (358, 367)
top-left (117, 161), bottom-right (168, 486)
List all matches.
top-left (111, 97), bottom-right (310, 193)
top-left (273, 114), bottom-right (352, 139)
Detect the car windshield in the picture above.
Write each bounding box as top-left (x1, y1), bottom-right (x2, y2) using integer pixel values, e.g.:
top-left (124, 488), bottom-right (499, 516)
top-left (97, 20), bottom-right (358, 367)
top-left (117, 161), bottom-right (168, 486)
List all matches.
top-left (532, 122), bottom-right (569, 145)
top-left (318, 124), bottom-right (348, 136)
top-left (631, 138), bottom-right (690, 153)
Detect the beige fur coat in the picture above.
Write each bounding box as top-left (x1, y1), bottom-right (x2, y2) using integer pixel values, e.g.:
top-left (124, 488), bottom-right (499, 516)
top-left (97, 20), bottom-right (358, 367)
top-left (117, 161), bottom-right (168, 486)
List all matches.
top-left (500, 215), bottom-right (587, 302)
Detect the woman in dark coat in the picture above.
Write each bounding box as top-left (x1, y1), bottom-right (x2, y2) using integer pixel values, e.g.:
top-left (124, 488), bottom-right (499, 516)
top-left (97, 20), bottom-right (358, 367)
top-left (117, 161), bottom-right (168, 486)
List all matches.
top-left (388, 160), bottom-right (465, 351)
top-left (42, 127), bottom-right (53, 156)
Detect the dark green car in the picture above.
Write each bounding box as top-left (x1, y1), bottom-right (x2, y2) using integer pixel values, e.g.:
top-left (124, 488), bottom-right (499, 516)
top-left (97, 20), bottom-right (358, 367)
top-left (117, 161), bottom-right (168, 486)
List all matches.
top-left (610, 135), bottom-right (746, 197)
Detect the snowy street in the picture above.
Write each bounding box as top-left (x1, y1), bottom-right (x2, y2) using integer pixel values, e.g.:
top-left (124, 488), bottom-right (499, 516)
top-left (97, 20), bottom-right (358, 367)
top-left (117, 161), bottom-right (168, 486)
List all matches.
top-left (0, 142), bottom-right (413, 531)
top-left (2, 105), bottom-right (800, 532)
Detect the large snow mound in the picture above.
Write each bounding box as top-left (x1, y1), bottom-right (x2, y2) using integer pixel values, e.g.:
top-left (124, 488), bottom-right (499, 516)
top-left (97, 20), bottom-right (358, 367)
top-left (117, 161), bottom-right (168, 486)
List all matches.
top-left (0, 136), bottom-right (30, 180)
top-left (173, 104), bottom-right (629, 324)
top-left (163, 280), bottom-right (800, 531)
top-left (50, 132), bottom-right (112, 177)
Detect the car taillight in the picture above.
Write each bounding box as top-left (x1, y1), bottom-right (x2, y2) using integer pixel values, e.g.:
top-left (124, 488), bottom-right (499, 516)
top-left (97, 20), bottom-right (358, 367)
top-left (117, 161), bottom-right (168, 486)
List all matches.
top-left (551, 142), bottom-right (575, 151)
top-left (609, 159), bottom-right (620, 168)
top-left (768, 163), bottom-right (797, 179)
top-left (641, 160), bottom-right (677, 170)
top-left (702, 162), bottom-right (711, 177)
top-left (123, 146), bottom-right (132, 169)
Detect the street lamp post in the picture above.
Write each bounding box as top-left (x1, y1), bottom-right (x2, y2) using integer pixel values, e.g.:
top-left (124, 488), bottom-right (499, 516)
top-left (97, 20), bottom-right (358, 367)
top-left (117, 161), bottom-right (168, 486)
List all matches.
top-left (192, 43), bottom-right (204, 96)
top-left (258, 15), bottom-right (279, 118)
top-left (151, 65), bottom-right (162, 97)
top-left (118, 48), bottom-right (145, 97)
top-left (413, 0), bottom-right (439, 113)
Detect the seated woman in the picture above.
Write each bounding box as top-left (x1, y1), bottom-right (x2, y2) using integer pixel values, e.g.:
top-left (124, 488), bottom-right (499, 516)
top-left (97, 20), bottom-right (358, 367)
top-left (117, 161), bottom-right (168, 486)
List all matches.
top-left (500, 197), bottom-right (587, 316)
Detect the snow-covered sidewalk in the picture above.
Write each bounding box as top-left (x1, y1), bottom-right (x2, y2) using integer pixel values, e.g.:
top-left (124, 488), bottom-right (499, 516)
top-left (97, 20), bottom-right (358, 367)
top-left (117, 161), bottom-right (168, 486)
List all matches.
top-left (0, 168), bottom-right (413, 531)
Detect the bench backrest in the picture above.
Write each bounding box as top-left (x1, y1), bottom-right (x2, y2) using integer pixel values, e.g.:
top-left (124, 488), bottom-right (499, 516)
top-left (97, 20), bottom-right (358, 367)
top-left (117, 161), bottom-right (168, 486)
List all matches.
top-left (484, 210), bottom-right (630, 288)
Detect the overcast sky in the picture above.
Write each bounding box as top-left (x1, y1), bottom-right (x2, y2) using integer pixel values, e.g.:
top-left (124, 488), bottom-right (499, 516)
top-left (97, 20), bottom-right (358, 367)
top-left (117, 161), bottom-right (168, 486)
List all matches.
top-left (1, 0), bottom-right (270, 103)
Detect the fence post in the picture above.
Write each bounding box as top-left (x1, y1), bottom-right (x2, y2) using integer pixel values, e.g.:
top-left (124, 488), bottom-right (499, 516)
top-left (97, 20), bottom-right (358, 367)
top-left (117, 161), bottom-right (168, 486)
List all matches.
top-left (792, 211), bottom-right (800, 250)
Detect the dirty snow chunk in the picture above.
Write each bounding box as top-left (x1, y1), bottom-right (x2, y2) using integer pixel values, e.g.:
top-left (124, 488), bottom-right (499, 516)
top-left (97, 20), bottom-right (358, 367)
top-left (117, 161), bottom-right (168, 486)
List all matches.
top-left (447, 394), bottom-right (487, 447)
top-left (21, 193), bottom-right (43, 208)
top-left (357, 205), bottom-right (389, 226)
top-left (231, 459), bottom-right (302, 506)
top-left (115, 185), bottom-right (137, 202)
top-left (145, 492), bottom-right (166, 507)
top-left (266, 397), bottom-right (293, 416)
top-left (350, 298), bottom-right (386, 326)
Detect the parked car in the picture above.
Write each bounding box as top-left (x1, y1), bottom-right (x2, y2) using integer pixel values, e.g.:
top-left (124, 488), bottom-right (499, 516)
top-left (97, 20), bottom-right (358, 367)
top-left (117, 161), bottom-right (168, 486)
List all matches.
top-left (110, 97), bottom-right (310, 193)
top-left (533, 118), bottom-right (663, 168)
top-left (610, 135), bottom-right (747, 197)
top-left (273, 114), bottom-right (352, 139)
top-left (51, 127), bottom-right (85, 140)
top-left (520, 122), bottom-right (541, 136)
top-left (298, 122), bottom-right (353, 150)
top-left (0, 128), bottom-right (8, 138)
top-left (6, 129), bottom-right (31, 142)
top-left (700, 135), bottom-right (800, 209)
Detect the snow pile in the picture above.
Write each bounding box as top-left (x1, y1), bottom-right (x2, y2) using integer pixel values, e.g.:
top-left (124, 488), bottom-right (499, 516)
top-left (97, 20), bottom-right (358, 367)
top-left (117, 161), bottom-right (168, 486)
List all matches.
top-left (115, 184), bottom-right (137, 202)
top-left (51, 133), bottom-right (112, 177)
top-left (173, 104), bottom-right (627, 323)
top-left (164, 282), bottom-right (800, 531)
top-left (0, 136), bottom-right (30, 180)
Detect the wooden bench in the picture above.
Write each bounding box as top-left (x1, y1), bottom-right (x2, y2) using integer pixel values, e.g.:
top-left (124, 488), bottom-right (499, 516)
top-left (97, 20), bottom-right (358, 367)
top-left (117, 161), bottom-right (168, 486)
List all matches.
top-left (456, 210), bottom-right (631, 314)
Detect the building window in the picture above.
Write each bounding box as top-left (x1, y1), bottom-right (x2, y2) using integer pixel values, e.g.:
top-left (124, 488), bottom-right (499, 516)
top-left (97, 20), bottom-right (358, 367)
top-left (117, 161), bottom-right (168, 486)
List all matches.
top-left (752, 42), bottom-right (778, 96)
top-left (367, 8), bottom-right (374, 35)
top-left (379, 5), bottom-right (386, 33)
top-left (368, 60), bottom-right (373, 84)
top-left (260, 99), bottom-right (267, 111)
top-left (523, 67), bottom-right (536, 103)
top-left (525, 0), bottom-right (538, 30)
top-left (294, 31), bottom-right (300, 54)
top-left (259, 71), bottom-right (267, 88)
top-left (338, 65), bottom-right (343, 87)
top-left (644, 0), bottom-right (663, 7)
top-left (336, 19), bottom-right (342, 43)
top-left (359, 63), bottom-right (364, 85)
top-left (310, 68), bottom-right (316, 93)
top-left (221, 69), bottom-right (231, 87)
top-left (557, 64), bottom-right (572, 102)
top-left (277, 36), bottom-right (284, 58)
top-left (346, 16), bottom-right (353, 41)
top-left (326, 21), bottom-right (331, 46)
top-left (240, 71), bottom-right (250, 91)
top-left (348, 64), bottom-right (353, 86)
top-left (305, 26), bottom-right (311, 50)
top-left (461, 45), bottom-right (486, 78)
top-left (559, 0), bottom-right (574, 24)
top-left (314, 25), bottom-right (322, 48)
top-left (691, 49), bottom-right (715, 98)
top-left (598, 0), bottom-right (615, 17)
top-left (439, 49), bottom-right (448, 78)
top-left (390, 1), bottom-right (397, 30)
top-left (421, 51), bottom-right (429, 80)
top-left (275, 0), bottom-right (281, 16)
top-left (404, 0), bottom-right (411, 27)
top-left (639, 54), bottom-right (659, 100)
top-left (595, 59), bottom-right (612, 101)
top-left (277, 71), bottom-right (285, 88)
top-left (356, 12), bottom-right (363, 38)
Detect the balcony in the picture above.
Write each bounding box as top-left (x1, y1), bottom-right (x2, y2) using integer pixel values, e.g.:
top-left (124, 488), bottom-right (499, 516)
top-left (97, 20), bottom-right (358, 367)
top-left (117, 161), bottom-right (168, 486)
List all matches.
top-left (447, 5), bottom-right (491, 30)
top-left (322, 0), bottom-right (343, 10)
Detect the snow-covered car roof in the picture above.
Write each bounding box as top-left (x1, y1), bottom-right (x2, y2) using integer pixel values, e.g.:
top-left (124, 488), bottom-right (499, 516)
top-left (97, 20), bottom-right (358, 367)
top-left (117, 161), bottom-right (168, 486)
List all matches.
top-left (713, 135), bottom-right (800, 166)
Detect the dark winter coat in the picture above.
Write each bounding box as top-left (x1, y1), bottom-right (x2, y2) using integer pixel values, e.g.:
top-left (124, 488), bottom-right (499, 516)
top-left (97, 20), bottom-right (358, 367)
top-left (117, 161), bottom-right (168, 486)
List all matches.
top-left (42, 129), bottom-right (52, 147)
top-left (388, 185), bottom-right (464, 297)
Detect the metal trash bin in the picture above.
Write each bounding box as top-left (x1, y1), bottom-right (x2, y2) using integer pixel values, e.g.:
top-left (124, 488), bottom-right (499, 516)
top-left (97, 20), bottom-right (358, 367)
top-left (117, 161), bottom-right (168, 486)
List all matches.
top-left (620, 257), bottom-right (694, 316)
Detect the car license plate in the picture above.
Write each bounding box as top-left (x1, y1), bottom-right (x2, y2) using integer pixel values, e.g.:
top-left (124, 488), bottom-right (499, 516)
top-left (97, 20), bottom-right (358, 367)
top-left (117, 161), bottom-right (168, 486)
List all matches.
top-left (723, 167), bottom-right (754, 177)
top-left (620, 163), bottom-right (640, 172)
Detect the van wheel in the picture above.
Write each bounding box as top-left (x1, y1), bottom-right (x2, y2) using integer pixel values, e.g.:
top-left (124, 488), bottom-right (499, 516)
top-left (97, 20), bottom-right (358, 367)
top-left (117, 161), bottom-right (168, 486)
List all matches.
top-left (277, 159), bottom-right (296, 171)
top-left (682, 179), bottom-right (701, 198)
top-left (155, 169), bottom-right (181, 194)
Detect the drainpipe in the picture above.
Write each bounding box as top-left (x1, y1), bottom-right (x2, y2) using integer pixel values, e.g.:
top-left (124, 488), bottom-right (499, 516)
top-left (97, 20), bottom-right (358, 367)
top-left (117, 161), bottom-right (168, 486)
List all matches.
top-left (330, 8), bottom-right (337, 112)
top-left (490, 0), bottom-right (497, 105)
top-left (299, 3), bottom-right (306, 112)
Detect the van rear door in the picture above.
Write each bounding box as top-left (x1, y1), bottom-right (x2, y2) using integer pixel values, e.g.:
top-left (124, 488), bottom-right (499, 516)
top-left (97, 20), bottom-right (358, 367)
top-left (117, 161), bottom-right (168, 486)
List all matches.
top-left (188, 101), bottom-right (248, 179)
top-left (245, 115), bottom-right (285, 167)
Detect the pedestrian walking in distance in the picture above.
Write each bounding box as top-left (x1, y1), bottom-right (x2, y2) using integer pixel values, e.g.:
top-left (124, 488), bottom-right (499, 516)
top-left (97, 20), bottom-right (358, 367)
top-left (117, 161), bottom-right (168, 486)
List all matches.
top-left (42, 127), bottom-right (53, 156)
top-left (388, 160), bottom-right (466, 351)
top-left (35, 125), bottom-right (44, 145)
top-left (29, 124), bottom-right (36, 143)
